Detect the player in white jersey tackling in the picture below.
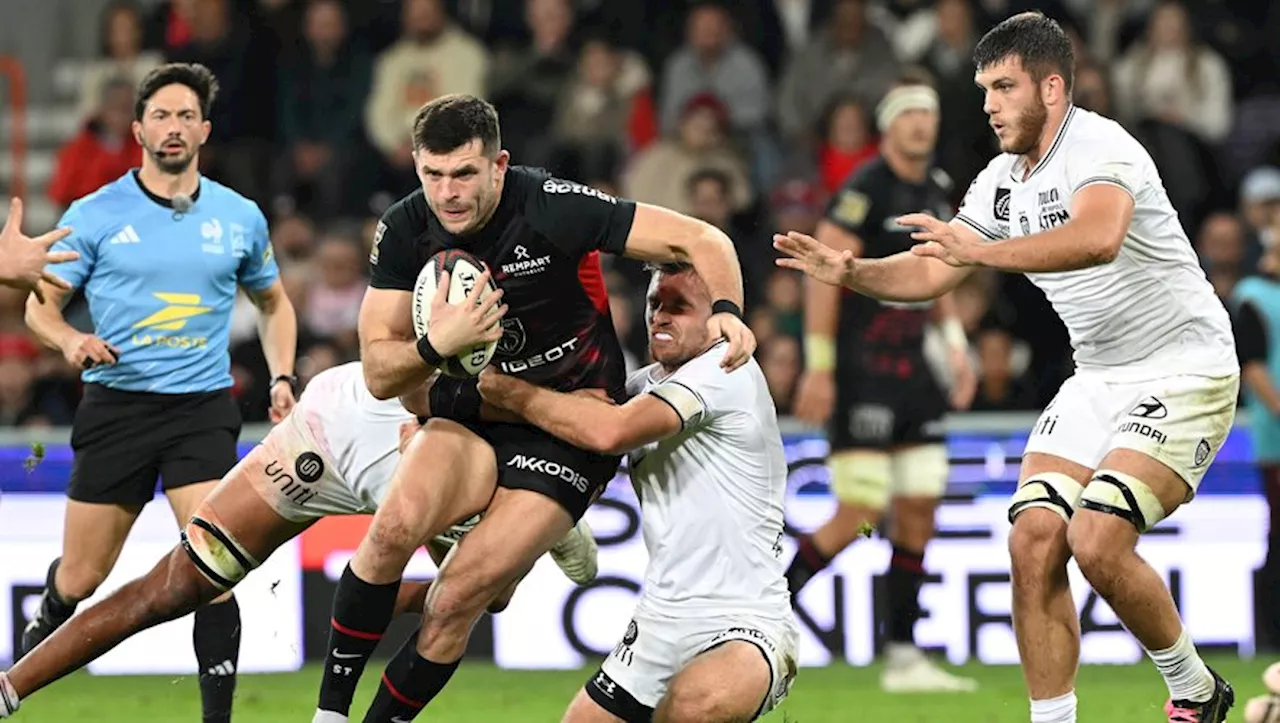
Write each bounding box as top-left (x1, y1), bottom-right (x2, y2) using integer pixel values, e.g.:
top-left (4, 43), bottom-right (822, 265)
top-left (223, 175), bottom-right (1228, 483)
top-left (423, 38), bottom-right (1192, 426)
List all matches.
top-left (0, 362), bottom-right (597, 719)
top-left (774, 11), bottom-right (1237, 723)
top-left (478, 260), bottom-right (798, 723)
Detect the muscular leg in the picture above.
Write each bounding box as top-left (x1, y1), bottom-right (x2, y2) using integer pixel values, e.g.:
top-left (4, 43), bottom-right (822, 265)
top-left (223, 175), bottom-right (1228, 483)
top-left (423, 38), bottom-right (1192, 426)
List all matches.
top-left (1008, 453), bottom-right (1092, 720)
top-left (315, 419), bottom-right (496, 721)
top-left (5, 447), bottom-right (309, 705)
top-left (1066, 449), bottom-right (1221, 710)
top-left (362, 487), bottom-right (573, 721)
top-left (884, 495), bottom-right (936, 647)
top-left (653, 642), bottom-right (773, 723)
top-left (561, 690), bottom-right (627, 723)
top-left (51, 501), bottom-right (142, 603)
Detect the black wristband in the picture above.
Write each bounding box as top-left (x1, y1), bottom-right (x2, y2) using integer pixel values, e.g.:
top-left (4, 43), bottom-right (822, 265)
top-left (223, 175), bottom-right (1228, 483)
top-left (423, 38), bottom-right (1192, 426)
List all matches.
top-left (416, 334), bottom-right (445, 366)
top-left (428, 377), bottom-right (483, 422)
top-left (711, 299), bottom-right (743, 319)
top-left (271, 374), bottom-right (298, 392)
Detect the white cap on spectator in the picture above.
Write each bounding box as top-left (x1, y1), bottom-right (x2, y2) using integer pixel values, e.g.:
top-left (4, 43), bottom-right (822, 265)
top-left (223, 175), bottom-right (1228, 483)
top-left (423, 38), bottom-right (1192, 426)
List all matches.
top-left (1241, 166), bottom-right (1280, 203)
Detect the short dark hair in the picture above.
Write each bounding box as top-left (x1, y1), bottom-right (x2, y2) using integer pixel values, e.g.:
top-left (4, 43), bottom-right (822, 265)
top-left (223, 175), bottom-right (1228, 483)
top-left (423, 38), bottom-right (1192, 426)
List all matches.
top-left (644, 260), bottom-right (696, 276)
top-left (686, 168), bottom-right (732, 196)
top-left (411, 94), bottom-right (502, 156)
top-left (973, 11), bottom-right (1075, 93)
top-left (135, 62), bottom-right (219, 121)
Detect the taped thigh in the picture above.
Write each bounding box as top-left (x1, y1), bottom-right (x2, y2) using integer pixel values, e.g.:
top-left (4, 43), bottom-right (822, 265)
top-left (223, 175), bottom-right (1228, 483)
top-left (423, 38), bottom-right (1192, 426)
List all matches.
top-left (1007, 472), bottom-right (1086, 525)
top-left (889, 444), bottom-right (949, 498)
top-left (1077, 470), bottom-right (1168, 533)
top-left (181, 512), bottom-right (262, 591)
top-left (828, 451), bottom-right (892, 510)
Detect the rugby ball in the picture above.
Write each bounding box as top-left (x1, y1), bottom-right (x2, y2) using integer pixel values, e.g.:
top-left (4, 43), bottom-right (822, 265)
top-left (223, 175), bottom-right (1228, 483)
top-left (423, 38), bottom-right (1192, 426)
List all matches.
top-left (412, 249), bottom-right (500, 378)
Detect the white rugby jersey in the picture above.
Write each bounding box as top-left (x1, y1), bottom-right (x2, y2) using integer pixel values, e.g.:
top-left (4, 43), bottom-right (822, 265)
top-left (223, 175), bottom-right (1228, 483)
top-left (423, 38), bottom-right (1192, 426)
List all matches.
top-left (296, 361), bottom-right (414, 511)
top-left (954, 105), bottom-right (1237, 381)
top-left (627, 342), bottom-right (791, 619)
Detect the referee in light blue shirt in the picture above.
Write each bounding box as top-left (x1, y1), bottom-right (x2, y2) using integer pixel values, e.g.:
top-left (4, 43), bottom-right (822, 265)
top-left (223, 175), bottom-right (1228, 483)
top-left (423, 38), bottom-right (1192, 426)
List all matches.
top-left (21, 63), bottom-right (297, 723)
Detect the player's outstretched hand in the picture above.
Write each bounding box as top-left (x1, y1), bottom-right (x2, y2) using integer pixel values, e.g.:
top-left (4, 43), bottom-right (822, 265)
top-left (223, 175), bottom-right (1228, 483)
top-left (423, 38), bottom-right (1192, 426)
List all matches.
top-left (0, 198), bottom-right (78, 303)
top-left (773, 231), bottom-right (855, 287)
top-left (426, 268), bottom-right (506, 358)
top-left (707, 312), bottom-right (755, 372)
top-left (61, 331), bottom-right (120, 370)
top-left (268, 379), bottom-right (296, 423)
top-left (899, 213), bottom-right (983, 267)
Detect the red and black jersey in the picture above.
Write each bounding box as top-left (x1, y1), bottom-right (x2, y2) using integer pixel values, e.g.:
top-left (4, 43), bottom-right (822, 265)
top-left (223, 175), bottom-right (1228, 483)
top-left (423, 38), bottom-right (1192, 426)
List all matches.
top-left (370, 166), bottom-right (635, 401)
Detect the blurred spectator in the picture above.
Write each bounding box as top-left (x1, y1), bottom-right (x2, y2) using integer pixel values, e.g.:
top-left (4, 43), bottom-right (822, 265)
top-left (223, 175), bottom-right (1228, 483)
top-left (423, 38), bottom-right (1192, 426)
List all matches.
top-left (769, 178), bottom-right (824, 239)
top-left (919, 0), bottom-right (991, 197)
top-left (1241, 167), bottom-right (1280, 253)
top-left (274, 0), bottom-right (373, 219)
top-left (48, 78), bottom-right (142, 211)
top-left (1063, 0), bottom-right (1150, 66)
top-left (760, 334), bottom-right (802, 414)
top-left (77, 1), bottom-right (164, 122)
top-left (487, 0), bottom-right (577, 166)
top-left (303, 234), bottom-right (367, 349)
top-left (365, 0), bottom-right (488, 184)
top-left (622, 94), bottom-right (752, 216)
top-left (684, 169), bottom-right (765, 306)
top-left (0, 335), bottom-right (73, 427)
top-left (1073, 61), bottom-right (1114, 117)
top-left (777, 0), bottom-right (899, 143)
top-left (657, 2), bottom-right (771, 138)
top-left (271, 212), bottom-right (319, 265)
top-left (969, 327), bottom-right (1038, 411)
top-left (763, 269), bottom-right (804, 339)
top-left (1196, 211), bottom-right (1247, 299)
top-left (168, 0), bottom-right (277, 204)
top-left (814, 95), bottom-right (878, 194)
top-left (552, 36), bottom-right (654, 173)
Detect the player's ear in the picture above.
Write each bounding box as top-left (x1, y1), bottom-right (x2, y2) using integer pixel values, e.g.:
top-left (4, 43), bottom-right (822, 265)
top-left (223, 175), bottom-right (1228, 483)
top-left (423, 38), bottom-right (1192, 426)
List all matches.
top-left (200, 119), bottom-right (212, 146)
top-left (493, 150), bottom-right (510, 176)
top-left (131, 119), bottom-right (142, 146)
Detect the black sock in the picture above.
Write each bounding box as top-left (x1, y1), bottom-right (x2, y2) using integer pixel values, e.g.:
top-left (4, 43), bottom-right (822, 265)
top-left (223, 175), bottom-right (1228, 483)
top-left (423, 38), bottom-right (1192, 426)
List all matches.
top-left (317, 564), bottom-right (401, 716)
top-left (362, 631), bottom-right (460, 722)
top-left (43, 558), bottom-right (79, 620)
top-left (785, 534), bottom-right (831, 597)
top-left (885, 545), bottom-right (926, 645)
top-left (194, 595), bottom-right (241, 723)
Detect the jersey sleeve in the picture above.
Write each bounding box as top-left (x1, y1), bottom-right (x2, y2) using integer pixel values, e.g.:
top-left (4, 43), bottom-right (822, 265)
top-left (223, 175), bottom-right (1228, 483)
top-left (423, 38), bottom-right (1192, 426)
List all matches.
top-left (524, 177), bottom-right (637, 258)
top-left (49, 203), bottom-right (98, 292)
top-left (1062, 134), bottom-right (1144, 200)
top-left (368, 206), bottom-right (420, 291)
top-left (645, 343), bottom-right (745, 429)
top-left (236, 207), bottom-right (279, 291)
top-left (822, 182), bottom-right (875, 237)
top-left (1235, 302), bottom-right (1268, 365)
top-left (953, 162), bottom-right (1007, 242)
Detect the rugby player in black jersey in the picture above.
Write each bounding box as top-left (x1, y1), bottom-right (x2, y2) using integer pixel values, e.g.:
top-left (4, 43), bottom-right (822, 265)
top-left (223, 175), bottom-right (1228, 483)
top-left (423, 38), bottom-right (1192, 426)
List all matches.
top-left (313, 94), bottom-right (754, 723)
top-left (783, 72), bottom-right (979, 693)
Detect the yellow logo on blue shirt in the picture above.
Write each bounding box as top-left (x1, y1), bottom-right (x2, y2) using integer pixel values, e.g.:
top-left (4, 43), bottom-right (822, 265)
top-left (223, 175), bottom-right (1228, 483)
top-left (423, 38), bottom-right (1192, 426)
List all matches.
top-left (131, 292), bottom-right (212, 348)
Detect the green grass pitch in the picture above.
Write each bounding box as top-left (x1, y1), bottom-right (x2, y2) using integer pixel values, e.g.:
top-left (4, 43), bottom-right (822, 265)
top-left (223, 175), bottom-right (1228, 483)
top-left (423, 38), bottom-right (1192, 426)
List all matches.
top-left (14, 655), bottom-right (1274, 721)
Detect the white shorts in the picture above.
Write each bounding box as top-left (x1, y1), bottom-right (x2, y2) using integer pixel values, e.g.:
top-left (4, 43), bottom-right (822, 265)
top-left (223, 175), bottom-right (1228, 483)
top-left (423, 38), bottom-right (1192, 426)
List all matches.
top-left (1024, 371), bottom-right (1239, 493)
top-left (251, 407), bottom-right (479, 547)
top-left (587, 607), bottom-right (799, 720)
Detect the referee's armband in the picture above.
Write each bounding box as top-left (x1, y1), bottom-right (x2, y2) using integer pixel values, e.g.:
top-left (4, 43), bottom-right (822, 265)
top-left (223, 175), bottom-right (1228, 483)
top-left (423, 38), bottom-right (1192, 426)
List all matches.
top-left (648, 381), bottom-right (706, 429)
top-left (428, 377), bottom-right (483, 422)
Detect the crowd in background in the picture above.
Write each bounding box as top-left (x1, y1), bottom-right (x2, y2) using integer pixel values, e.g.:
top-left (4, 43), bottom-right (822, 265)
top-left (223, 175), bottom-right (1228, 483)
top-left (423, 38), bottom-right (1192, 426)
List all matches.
top-left (3, 0), bottom-right (1280, 425)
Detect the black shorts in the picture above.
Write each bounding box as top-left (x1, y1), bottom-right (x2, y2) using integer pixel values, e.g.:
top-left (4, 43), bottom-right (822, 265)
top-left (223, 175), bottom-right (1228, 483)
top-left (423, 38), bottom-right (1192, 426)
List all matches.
top-left (68, 384), bottom-right (242, 506)
top-left (828, 372), bottom-right (948, 452)
top-left (461, 421), bottom-right (621, 522)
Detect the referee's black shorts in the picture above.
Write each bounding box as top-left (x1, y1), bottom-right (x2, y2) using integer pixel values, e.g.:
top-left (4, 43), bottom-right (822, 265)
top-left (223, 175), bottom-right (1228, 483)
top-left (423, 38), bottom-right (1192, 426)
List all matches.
top-left (68, 383), bottom-right (242, 506)
top-left (461, 421), bottom-right (621, 522)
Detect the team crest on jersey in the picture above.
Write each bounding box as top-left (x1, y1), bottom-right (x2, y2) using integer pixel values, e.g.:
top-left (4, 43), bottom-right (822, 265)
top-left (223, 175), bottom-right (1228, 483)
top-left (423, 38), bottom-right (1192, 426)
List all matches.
top-left (1194, 438), bottom-right (1211, 467)
top-left (832, 190), bottom-right (870, 227)
top-left (497, 318), bottom-right (527, 355)
top-left (993, 188), bottom-right (1011, 221)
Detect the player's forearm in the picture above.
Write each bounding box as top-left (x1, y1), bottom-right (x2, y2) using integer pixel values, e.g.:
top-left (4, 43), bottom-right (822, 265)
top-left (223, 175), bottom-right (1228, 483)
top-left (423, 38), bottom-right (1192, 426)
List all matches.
top-left (1244, 362), bottom-right (1280, 416)
top-left (683, 224), bottom-right (745, 308)
top-left (362, 339), bottom-right (439, 400)
top-left (975, 221), bottom-right (1120, 273)
top-left (255, 295), bottom-right (297, 380)
top-left (845, 252), bottom-right (957, 303)
top-left (503, 382), bottom-right (624, 454)
top-left (803, 276), bottom-right (840, 372)
top-left (23, 289), bottom-right (78, 351)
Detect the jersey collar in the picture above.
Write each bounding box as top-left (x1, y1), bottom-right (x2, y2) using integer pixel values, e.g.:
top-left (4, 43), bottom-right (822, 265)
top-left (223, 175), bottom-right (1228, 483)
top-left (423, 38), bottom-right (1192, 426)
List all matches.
top-left (131, 169), bottom-right (203, 209)
top-left (1010, 104), bottom-right (1077, 183)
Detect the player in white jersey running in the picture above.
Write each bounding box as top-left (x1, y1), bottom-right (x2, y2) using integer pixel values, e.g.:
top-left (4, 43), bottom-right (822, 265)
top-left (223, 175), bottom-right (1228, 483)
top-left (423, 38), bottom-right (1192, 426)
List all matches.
top-left (478, 260), bottom-right (799, 723)
top-left (774, 12), bottom-right (1237, 723)
top-left (0, 361), bottom-right (597, 719)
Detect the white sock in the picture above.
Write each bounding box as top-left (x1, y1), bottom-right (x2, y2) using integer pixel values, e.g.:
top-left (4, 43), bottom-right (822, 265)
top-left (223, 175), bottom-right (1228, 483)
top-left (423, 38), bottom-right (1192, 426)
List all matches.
top-left (311, 710), bottom-right (347, 723)
top-left (1030, 691), bottom-right (1077, 723)
top-left (1145, 629), bottom-right (1215, 703)
top-left (0, 672), bottom-right (19, 717)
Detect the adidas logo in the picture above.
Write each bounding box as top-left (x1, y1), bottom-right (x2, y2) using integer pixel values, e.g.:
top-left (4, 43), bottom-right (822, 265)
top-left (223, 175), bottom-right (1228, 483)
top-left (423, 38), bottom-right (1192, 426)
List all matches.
top-left (205, 660), bottom-right (236, 677)
top-left (109, 225), bottom-right (141, 245)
